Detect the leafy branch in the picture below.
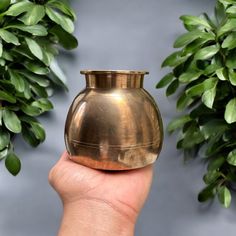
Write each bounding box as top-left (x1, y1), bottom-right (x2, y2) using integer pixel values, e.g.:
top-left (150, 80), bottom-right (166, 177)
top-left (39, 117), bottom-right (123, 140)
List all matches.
top-left (157, 0), bottom-right (236, 208)
top-left (0, 0), bottom-right (78, 175)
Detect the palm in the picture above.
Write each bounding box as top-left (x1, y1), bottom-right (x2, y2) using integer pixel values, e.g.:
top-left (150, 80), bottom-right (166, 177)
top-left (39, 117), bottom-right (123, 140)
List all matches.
top-left (49, 152), bottom-right (153, 222)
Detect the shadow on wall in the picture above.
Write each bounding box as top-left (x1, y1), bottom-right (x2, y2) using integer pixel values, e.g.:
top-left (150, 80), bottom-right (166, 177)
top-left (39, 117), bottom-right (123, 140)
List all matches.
top-left (0, 141), bottom-right (62, 236)
top-left (191, 0), bottom-right (216, 7)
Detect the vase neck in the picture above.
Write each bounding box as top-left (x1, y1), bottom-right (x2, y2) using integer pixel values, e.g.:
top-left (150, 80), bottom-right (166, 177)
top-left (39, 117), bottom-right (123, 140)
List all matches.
top-left (81, 70), bottom-right (148, 89)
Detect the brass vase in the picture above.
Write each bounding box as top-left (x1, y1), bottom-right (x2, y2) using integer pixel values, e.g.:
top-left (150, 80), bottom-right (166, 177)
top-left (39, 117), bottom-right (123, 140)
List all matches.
top-left (64, 70), bottom-right (163, 170)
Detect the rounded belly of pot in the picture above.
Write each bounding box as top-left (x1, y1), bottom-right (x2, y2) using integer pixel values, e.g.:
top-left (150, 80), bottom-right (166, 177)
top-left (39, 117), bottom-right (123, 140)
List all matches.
top-left (65, 88), bottom-right (163, 170)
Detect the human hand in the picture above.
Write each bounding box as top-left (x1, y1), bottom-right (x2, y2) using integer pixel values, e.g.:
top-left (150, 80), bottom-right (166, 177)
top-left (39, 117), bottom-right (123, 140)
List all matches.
top-left (49, 151), bottom-right (154, 236)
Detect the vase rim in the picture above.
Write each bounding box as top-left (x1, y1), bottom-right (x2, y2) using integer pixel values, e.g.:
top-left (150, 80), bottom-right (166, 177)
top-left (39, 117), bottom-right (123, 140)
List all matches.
top-left (80, 70), bottom-right (149, 75)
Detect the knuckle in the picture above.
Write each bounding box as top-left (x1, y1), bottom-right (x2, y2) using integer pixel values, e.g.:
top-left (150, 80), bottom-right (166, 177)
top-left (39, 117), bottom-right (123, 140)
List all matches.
top-left (48, 165), bottom-right (57, 187)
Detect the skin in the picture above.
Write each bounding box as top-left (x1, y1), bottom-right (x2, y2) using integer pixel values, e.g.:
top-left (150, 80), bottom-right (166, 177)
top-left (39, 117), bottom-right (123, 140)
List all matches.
top-left (49, 152), bottom-right (154, 236)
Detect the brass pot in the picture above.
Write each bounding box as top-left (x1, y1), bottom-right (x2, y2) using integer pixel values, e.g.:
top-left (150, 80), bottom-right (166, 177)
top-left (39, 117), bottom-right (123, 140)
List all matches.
top-left (65, 70), bottom-right (163, 170)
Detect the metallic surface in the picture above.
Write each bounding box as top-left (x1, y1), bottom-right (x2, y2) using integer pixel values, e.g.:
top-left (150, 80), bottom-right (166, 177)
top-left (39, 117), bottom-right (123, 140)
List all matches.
top-left (65, 70), bottom-right (163, 170)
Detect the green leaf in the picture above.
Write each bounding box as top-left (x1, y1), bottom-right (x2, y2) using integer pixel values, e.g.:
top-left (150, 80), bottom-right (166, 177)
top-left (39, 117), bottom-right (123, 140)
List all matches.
top-left (224, 98), bottom-right (236, 124)
top-left (5, 1), bottom-right (33, 16)
top-left (21, 104), bottom-right (42, 116)
top-left (167, 115), bottom-right (192, 132)
top-left (50, 25), bottom-right (78, 50)
top-left (161, 51), bottom-right (189, 68)
top-left (206, 140), bottom-right (228, 157)
top-left (226, 5), bottom-right (236, 16)
top-left (21, 117), bottom-right (46, 143)
top-left (0, 110), bottom-right (2, 126)
top-left (0, 80), bottom-right (16, 94)
top-left (198, 184), bottom-right (216, 202)
top-left (12, 46), bottom-right (34, 60)
top-left (194, 45), bottom-right (219, 60)
top-left (6, 24), bottom-right (47, 36)
top-left (207, 156), bottom-right (225, 171)
top-left (190, 103), bottom-right (214, 120)
top-left (0, 148), bottom-right (8, 160)
top-left (228, 69), bottom-right (236, 86)
top-left (216, 68), bottom-right (227, 81)
top-left (201, 81), bottom-right (218, 108)
top-left (174, 64), bottom-right (187, 78)
top-left (201, 120), bottom-right (228, 139)
top-left (166, 79), bottom-right (179, 96)
top-left (227, 149), bottom-right (236, 166)
top-left (174, 31), bottom-right (200, 48)
top-left (25, 38), bottom-right (43, 61)
top-left (179, 71), bottom-right (202, 83)
top-left (182, 124), bottom-right (205, 148)
top-left (21, 72), bottom-right (50, 87)
top-left (176, 93), bottom-right (194, 111)
top-left (50, 59), bottom-right (68, 88)
top-left (180, 15), bottom-right (212, 29)
top-left (46, 6), bottom-right (74, 33)
top-left (30, 122), bottom-right (45, 141)
top-left (156, 73), bottom-right (174, 88)
top-left (9, 70), bottom-right (25, 93)
top-left (218, 186), bottom-right (231, 208)
top-left (215, 1), bottom-right (226, 24)
top-left (186, 77), bottom-right (218, 97)
top-left (42, 50), bottom-right (54, 66)
top-left (218, 19), bottom-right (236, 37)
top-left (0, 127), bottom-right (10, 150)
top-left (31, 98), bottom-right (53, 112)
top-left (31, 83), bottom-right (48, 98)
top-left (0, 0), bottom-right (10, 12)
top-left (226, 51), bottom-right (236, 69)
top-left (174, 30), bottom-right (214, 48)
top-left (203, 170), bottom-right (221, 184)
top-left (183, 38), bottom-right (214, 56)
top-left (226, 171), bottom-right (236, 182)
top-left (2, 110), bottom-right (21, 133)
top-left (218, 0), bottom-right (235, 5)
top-left (19, 115), bottom-right (37, 124)
top-left (222, 32), bottom-right (236, 50)
top-left (23, 79), bottom-right (31, 99)
top-left (2, 51), bottom-right (13, 61)
top-left (0, 90), bottom-right (16, 103)
top-left (22, 124), bottom-right (40, 147)
top-left (223, 130), bottom-right (233, 142)
top-left (40, 44), bottom-right (58, 66)
top-left (0, 58), bottom-right (5, 66)
top-left (0, 29), bottom-right (19, 45)
top-left (0, 42), bottom-right (2, 57)
top-left (202, 13), bottom-right (216, 30)
top-left (204, 64), bottom-right (221, 76)
top-left (19, 4), bottom-right (45, 25)
top-left (197, 60), bottom-right (214, 71)
top-left (47, 0), bottom-right (76, 20)
top-left (24, 62), bottom-right (50, 75)
top-left (5, 152), bottom-right (21, 176)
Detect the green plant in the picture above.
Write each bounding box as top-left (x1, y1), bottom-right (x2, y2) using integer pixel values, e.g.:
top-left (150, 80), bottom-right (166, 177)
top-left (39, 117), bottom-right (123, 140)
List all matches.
top-left (156, 0), bottom-right (236, 208)
top-left (0, 0), bottom-right (77, 176)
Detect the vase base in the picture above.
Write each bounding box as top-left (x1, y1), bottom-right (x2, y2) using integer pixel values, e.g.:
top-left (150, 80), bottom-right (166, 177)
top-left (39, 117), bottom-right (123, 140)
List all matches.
top-left (67, 144), bottom-right (161, 170)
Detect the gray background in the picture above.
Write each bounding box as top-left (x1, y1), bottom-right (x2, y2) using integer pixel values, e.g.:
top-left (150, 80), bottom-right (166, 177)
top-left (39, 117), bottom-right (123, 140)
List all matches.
top-left (1, 0), bottom-right (235, 235)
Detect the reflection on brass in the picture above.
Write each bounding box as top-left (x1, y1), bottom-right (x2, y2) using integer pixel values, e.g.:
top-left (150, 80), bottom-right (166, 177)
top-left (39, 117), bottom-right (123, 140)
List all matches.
top-left (64, 70), bottom-right (163, 170)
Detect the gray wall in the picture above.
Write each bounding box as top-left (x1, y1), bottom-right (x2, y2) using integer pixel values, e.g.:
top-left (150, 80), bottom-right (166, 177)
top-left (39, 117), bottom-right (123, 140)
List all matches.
top-left (1, 0), bottom-right (236, 235)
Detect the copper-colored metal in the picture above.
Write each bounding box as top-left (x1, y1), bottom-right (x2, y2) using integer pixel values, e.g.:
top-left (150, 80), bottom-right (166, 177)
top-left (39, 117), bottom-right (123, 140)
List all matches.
top-left (64, 70), bottom-right (163, 170)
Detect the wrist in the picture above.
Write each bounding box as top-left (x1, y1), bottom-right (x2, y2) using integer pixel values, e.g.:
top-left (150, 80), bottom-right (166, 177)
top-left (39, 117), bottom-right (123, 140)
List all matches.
top-left (58, 199), bottom-right (135, 236)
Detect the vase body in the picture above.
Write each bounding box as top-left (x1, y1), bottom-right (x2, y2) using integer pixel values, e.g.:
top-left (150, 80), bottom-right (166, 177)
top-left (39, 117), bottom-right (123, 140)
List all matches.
top-left (64, 70), bottom-right (163, 170)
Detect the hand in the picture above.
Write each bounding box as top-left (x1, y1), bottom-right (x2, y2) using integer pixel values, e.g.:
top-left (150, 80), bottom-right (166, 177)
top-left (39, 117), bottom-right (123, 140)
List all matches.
top-left (49, 152), bottom-right (153, 236)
